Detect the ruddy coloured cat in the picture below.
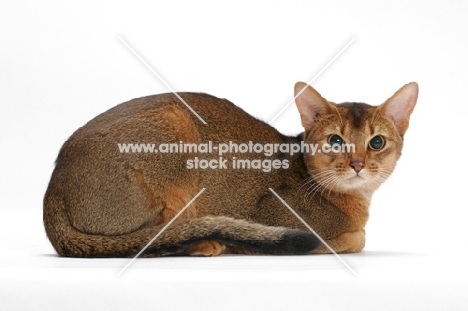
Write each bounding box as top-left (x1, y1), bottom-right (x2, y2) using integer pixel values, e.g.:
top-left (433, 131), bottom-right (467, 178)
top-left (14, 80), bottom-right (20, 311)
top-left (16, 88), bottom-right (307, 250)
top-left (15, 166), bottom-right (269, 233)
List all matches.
top-left (43, 82), bottom-right (418, 257)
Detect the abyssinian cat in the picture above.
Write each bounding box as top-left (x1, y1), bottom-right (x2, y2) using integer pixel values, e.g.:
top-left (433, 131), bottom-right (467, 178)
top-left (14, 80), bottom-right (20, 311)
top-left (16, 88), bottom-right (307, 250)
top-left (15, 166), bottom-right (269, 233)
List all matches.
top-left (43, 82), bottom-right (418, 257)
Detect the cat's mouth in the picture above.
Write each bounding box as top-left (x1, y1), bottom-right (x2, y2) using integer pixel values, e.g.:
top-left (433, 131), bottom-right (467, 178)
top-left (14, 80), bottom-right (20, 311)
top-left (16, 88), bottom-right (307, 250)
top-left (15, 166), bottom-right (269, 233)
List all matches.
top-left (343, 169), bottom-right (367, 179)
top-left (315, 169), bottom-right (372, 191)
top-left (349, 174), bottom-right (366, 181)
top-left (341, 172), bottom-right (368, 188)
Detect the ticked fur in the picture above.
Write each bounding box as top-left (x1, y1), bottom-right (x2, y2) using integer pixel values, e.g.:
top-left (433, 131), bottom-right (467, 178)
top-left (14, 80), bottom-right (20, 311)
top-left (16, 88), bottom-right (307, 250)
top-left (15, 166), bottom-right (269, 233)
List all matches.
top-left (43, 82), bottom-right (418, 257)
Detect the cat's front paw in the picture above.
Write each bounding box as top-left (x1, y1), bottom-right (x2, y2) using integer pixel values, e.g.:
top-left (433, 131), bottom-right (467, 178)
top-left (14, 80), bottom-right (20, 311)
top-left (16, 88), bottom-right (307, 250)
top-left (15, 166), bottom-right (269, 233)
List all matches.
top-left (311, 230), bottom-right (366, 254)
top-left (187, 240), bottom-right (226, 256)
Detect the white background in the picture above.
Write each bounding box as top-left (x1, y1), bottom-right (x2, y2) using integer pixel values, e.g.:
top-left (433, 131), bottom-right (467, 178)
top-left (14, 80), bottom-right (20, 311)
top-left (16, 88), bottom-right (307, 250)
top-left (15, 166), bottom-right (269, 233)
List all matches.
top-left (1, 0), bottom-right (468, 310)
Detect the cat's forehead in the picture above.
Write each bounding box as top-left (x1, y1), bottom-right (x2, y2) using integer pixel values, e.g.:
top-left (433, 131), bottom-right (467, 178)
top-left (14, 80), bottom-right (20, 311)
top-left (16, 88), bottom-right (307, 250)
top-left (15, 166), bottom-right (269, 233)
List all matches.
top-left (315, 102), bottom-right (396, 138)
top-left (332, 102), bottom-right (395, 138)
top-left (337, 102), bottom-right (375, 129)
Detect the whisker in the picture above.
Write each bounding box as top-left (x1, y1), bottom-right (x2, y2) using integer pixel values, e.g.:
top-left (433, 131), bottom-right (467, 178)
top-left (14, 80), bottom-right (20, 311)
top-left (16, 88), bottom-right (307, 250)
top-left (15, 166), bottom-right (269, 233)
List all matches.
top-left (297, 169), bottom-right (337, 207)
top-left (306, 173), bottom-right (336, 204)
top-left (333, 105), bottom-right (344, 127)
top-left (327, 176), bottom-right (341, 199)
top-left (370, 106), bottom-right (379, 127)
top-left (297, 170), bottom-right (334, 200)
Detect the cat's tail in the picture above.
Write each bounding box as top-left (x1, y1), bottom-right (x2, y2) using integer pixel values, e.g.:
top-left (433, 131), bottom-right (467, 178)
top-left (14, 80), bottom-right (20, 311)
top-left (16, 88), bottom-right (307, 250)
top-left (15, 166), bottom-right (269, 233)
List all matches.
top-left (44, 189), bottom-right (320, 258)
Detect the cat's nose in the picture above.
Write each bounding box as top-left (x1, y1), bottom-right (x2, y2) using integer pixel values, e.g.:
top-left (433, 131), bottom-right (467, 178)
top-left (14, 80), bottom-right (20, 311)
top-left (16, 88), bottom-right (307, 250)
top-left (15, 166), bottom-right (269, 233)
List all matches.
top-left (350, 160), bottom-right (365, 173)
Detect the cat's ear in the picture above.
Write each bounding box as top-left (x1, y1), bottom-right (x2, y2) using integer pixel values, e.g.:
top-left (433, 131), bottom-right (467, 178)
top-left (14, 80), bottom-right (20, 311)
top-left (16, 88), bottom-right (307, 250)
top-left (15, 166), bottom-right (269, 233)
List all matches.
top-left (295, 82), bottom-right (333, 131)
top-left (379, 82), bottom-right (418, 136)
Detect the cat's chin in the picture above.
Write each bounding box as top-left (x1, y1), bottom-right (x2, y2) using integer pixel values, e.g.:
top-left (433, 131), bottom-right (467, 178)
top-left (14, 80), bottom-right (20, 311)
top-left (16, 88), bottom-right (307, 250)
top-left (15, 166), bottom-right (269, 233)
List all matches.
top-left (337, 174), bottom-right (370, 191)
top-left (335, 173), bottom-right (384, 194)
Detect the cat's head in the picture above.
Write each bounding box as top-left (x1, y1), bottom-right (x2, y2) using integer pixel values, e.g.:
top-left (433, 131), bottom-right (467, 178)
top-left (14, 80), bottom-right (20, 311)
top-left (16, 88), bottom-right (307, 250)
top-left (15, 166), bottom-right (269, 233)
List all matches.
top-left (295, 82), bottom-right (418, 195)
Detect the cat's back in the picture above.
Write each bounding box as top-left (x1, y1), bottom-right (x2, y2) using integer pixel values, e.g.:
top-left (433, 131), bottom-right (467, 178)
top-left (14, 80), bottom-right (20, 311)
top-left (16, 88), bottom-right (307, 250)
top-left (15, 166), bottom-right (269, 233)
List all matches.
top-left (67, 92), bottom-right (281, 144)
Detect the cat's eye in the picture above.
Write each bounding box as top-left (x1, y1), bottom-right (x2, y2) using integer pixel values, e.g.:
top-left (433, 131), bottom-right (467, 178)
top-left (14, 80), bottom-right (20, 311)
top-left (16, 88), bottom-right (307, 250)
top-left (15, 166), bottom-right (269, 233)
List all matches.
top-left (328, 134), bottom-right (344, 147)
top-left (369, 135), bottom-right (385, 150)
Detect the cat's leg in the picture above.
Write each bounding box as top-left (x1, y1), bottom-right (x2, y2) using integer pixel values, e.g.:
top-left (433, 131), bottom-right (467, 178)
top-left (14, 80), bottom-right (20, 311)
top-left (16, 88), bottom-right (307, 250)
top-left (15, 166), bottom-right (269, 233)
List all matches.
top-left (186, 240), bottom-right (226, 256)
top-left (311, 230), bottom-right (365, 254)
top-left (137, 104), bottom-right (229, 256)
top-left (126, 103), bottom-right (204, 233)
